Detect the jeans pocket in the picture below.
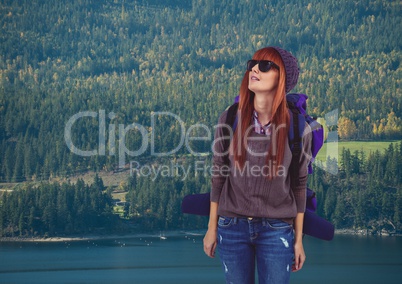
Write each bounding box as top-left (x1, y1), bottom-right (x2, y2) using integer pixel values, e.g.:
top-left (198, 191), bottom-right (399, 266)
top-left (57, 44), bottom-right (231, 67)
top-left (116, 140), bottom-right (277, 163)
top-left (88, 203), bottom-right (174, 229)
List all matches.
top-left (218, 216), bottom-right (233, 228)
top-left (265, 219), bottom-right (292, 230)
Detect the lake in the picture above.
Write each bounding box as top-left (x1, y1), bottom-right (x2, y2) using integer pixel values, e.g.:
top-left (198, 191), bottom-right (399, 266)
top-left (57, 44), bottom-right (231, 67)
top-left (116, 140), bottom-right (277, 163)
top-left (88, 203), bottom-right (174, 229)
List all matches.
top-left (0, 233), bottom-right (401, 284)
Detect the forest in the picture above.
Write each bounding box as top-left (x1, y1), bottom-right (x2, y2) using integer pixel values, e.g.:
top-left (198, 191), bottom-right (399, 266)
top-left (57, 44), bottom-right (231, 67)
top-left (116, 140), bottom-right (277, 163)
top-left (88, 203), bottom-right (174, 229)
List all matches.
top-left (0, 0), bottom-right (401, 236)
top-left (1, 142), bottom-right (401, 237)
top-left (0, 174), bottom-right (117, 237)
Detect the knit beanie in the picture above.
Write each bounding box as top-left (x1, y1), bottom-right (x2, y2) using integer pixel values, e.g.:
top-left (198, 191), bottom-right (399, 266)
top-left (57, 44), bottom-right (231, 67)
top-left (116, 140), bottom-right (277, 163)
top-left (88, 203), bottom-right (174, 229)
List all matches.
top-left (271, 46), bottom-right (299, 93)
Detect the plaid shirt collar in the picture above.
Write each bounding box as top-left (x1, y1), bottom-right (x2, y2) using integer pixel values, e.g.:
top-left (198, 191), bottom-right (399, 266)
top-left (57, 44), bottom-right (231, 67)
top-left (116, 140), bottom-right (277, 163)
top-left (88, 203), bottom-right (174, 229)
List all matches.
top-left (253, 110), bottom-right (271, 136)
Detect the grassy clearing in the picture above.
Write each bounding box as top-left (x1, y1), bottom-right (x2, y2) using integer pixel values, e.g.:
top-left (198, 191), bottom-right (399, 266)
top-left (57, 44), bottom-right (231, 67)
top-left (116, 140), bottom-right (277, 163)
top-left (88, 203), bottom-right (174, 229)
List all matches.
top-left (315, 140), bottom-right (401, 162)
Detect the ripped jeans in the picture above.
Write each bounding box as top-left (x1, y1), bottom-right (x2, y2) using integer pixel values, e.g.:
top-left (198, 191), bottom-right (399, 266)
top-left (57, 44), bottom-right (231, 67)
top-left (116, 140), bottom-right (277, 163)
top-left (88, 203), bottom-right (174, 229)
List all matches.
top-left (217, 216), bottom-right (294, 284)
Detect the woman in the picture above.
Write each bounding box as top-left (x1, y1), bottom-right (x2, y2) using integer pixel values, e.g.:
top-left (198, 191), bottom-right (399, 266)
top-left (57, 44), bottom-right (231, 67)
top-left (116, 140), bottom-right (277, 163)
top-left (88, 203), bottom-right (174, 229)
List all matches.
top-left (203, 46), bottom-right (312, 284)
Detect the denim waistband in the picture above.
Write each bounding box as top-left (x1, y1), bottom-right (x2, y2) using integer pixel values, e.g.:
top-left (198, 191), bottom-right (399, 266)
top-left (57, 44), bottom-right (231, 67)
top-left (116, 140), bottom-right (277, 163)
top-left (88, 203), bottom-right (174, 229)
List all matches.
top-left (222, 216), bottom-right (274, 226)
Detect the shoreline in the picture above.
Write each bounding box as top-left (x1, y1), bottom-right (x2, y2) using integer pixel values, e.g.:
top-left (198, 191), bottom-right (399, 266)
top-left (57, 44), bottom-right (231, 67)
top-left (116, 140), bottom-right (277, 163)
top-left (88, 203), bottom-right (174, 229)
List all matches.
top-left (334, 228), bottom-right (401, 237)
top-left (1, 229), bottom-right (400, 242)
top-left (0, 230), bottom-right (206, 243)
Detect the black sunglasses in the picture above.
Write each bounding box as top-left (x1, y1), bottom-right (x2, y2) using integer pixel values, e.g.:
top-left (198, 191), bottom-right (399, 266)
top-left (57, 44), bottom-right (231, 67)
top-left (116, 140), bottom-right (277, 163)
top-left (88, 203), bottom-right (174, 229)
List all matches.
top-left (247, 60), bottom-right (280, 72)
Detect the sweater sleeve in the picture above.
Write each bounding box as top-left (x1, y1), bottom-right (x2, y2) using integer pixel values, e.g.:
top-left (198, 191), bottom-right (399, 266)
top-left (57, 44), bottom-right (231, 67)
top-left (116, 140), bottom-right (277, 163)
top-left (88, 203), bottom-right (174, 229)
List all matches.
top-left (210, 111), bottom-right (231, 203)
top-left (291, 123), bottom-right (312, 213)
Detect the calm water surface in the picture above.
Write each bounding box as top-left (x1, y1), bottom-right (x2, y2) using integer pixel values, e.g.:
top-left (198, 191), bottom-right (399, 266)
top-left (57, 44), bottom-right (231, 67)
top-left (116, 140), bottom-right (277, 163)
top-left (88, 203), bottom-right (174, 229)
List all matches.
top-left (0, 233), bottom-right (401, 284)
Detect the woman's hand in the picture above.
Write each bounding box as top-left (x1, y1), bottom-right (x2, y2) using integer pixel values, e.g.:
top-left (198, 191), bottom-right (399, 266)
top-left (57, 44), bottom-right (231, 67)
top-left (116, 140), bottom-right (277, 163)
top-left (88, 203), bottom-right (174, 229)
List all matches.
top-left (292, 212), bottom-right (306, 272)
top-left (203, 228), bottom-right (217, 258)
top-left (292, 240), bottom-right (306, 272)
top-left (204, 202), bottom-right (219, 258)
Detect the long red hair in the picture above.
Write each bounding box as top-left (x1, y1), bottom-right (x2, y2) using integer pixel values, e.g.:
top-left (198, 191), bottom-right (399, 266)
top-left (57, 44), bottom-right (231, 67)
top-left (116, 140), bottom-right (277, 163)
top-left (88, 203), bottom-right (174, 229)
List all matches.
top-left (232, 47), bottom-right (290, 177)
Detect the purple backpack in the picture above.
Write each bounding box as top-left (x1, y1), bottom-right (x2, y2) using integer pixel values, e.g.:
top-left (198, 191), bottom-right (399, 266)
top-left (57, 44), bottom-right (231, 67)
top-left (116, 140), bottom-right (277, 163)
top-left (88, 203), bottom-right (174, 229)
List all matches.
top-left (286, 93), bottom-right (324, 175)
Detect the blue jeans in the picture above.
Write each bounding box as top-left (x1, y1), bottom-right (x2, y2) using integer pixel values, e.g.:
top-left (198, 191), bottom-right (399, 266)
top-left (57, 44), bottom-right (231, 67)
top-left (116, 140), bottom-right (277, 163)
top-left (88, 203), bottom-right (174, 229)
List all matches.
top-left (217, 216), bottom-right (294, 284)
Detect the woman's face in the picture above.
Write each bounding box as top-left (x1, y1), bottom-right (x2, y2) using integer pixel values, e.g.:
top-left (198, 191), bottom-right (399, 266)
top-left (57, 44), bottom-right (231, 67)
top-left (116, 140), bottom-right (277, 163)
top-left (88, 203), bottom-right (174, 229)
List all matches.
top-left (248, 61), bottom-right (280, 96)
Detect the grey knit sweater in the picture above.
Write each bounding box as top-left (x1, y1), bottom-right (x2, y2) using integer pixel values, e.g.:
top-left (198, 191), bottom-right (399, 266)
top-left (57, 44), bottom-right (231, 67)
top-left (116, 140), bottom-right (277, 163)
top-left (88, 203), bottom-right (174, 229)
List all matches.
top-left (210, 110), bottom-right (312, 224)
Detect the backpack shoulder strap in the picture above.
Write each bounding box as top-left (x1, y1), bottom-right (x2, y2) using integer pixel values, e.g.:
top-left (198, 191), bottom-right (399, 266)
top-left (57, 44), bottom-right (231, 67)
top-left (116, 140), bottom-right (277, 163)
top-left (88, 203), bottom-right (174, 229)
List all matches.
top-left (222, 103), bottom-right (239, 163)
top-left (287, 98), bottom-right (306, 184)
top-left (225, 102), bottom-right (239, 130)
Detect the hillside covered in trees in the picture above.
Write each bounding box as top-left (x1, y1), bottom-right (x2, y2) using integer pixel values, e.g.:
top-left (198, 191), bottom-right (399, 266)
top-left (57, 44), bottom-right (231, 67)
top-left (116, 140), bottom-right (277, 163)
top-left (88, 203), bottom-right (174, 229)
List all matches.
top-left (1, 0), bottom-right (401, 182)
top-left (0, 0), bottom-right (401, 237)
